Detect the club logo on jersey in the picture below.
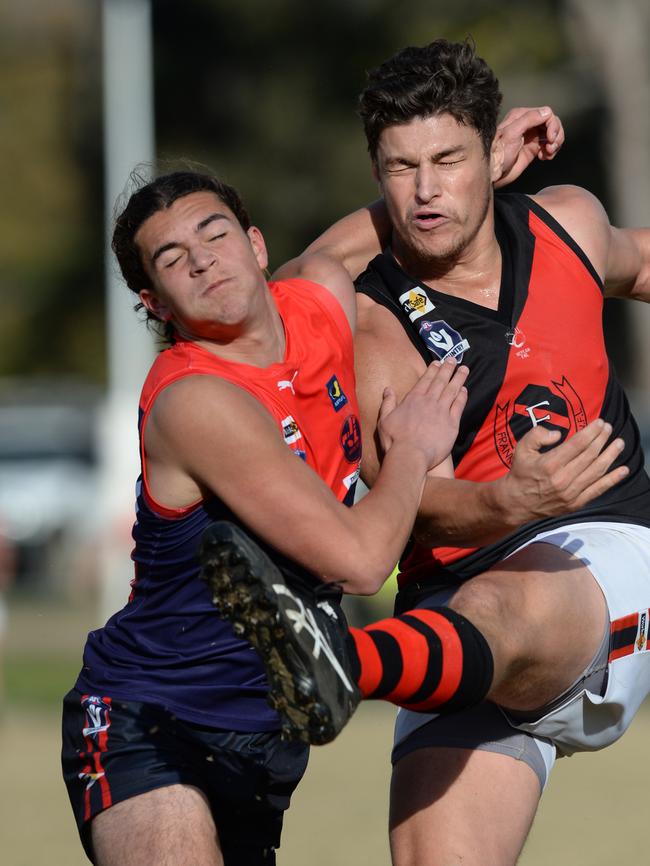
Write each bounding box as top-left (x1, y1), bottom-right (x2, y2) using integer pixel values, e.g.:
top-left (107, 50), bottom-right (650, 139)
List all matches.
top-left (493, 378), bottom-right (587, 467)
top-left (326, 375), bottom-right (348, 412)
top-left (81, 695), bottom-right (112, 741)
top-left (340, 414), bottom-right (362, 463)
top-left (419, 319), bottom-right (470, 362)
top-left (281, 415), bottom-right (302, 445)
top-left (399, 287), bottom-right (435, 321)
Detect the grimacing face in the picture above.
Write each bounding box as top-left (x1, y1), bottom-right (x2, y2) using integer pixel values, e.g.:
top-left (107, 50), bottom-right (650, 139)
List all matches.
top-left (374, 113), bottom-right (504, 276)
top-left (135, 191), bottom-right (268, 341)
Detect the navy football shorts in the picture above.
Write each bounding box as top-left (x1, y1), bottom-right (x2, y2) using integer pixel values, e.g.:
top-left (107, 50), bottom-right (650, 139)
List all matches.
top-left (61, 689), bottom-right (309, 865)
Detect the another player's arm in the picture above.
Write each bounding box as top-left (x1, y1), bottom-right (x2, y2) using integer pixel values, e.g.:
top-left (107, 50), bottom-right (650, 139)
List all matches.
top-left (144, 366), bottom-right (465, 595)
top-left (355, 295), bottom-right (629, 549)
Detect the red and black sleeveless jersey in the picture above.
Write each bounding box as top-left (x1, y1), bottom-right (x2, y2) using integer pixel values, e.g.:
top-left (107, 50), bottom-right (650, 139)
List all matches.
top-left (77, 278), bottom-right (361, 729)
top-left (355, 192), bottom-right (650, 588)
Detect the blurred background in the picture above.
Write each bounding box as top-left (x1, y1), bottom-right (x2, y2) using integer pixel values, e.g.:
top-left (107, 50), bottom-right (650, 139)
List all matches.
top-left (1, 1), bottom-right (649, 864)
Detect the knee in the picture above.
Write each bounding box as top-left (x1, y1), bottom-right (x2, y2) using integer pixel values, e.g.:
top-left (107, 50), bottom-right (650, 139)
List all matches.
top-left (448, 576), bottom-right (528, 683)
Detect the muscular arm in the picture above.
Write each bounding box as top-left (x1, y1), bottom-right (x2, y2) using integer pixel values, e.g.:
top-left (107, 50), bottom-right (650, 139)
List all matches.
top-left (144, 365), bottom-right (465, 595)
top-left (533, 185), bottom-right (650, 302)
top-left (355, 295), bottom-right (628, 549)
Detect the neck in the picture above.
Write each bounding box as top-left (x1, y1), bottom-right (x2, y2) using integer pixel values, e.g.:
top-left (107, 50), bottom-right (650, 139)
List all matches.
top-left (392, 209), bottom-right (502, 308)
top-left (176, 285), bottom-right (287, 367)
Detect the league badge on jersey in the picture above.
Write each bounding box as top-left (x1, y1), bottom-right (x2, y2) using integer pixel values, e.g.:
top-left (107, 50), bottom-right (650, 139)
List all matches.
top-left (281, 415), bottom-right (302, 445)
top-left (419, 320), bottom-right (470, 363)
top-left (493, 378), bottom-right (587, 468)
top-left (340, 414), bottom-right (362, 463)
top-left (326, 375), bottom-right (348, 412)
top-left (399, 286), bottom-right (435, 321)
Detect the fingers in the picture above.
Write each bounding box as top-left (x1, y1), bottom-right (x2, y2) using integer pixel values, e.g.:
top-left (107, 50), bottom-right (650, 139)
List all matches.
top-left (378, 386), bottom-right (397, 420)
top-left (531, 418), bottom-right (628, 508)
top-left (409, 357), bottom-right (468, 398)
top-left (497, 106), bottom-right (564, 160)
top-left (517, 424), bottom-right (562, 454)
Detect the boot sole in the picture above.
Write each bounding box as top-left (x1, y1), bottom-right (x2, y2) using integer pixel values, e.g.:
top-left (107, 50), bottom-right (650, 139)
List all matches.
top-left (200, 530), bottom-right (338, 745)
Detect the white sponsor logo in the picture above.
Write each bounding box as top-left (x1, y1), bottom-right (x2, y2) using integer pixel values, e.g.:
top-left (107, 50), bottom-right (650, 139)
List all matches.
top-left (277, 370), bottom-right (298, 395)
top-left (342, 467), bottom-right (360, 490)
top-left (281, 415), bottom-right (302, 445)
top-left (272, 584), bottom-right (355, 693)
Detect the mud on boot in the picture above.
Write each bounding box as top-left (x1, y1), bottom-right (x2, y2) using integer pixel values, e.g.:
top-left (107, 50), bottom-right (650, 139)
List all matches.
top-left (199, 521), bottom-right (361, 745)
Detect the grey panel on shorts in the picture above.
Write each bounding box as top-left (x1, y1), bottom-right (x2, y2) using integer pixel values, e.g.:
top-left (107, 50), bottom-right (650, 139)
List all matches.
top-left (391, 701), bottom-right (551, 791)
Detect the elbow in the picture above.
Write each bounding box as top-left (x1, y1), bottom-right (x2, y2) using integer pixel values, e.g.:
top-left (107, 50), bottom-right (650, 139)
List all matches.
top-left (337, 553), bottom-right (393, 596)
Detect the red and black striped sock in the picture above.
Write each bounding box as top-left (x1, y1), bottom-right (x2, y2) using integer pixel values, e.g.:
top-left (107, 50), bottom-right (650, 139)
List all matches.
top-left (346, 607), bottom-right (493, 713)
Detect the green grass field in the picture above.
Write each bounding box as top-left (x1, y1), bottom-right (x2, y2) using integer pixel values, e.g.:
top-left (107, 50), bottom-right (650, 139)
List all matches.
top-left (2, 596), bottom-right (648, 865)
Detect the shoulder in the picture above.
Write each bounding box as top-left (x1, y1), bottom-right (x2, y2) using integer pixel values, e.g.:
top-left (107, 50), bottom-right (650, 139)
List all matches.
top-left (271, 252), bottom-right (357, 331)
top-left (355, 294), bottom-right (425, 392)
top-left (530, 185), bottom-right (611, 278)
top-left (149, 374), bottom-right (271, 439)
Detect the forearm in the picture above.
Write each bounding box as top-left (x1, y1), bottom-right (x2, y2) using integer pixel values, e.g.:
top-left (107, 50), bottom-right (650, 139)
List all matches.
top-left (339, 443), bottom-right (431, 594)
top-left (412, 475), bottom-right (520, 549)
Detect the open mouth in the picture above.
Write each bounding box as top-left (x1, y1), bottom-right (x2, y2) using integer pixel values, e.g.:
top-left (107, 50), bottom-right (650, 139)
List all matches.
top-left (413, 212), bottom-right (448, 229)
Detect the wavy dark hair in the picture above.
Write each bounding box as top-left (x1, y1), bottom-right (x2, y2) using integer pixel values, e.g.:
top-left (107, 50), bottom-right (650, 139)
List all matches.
top-left (358, 38), bottom-right (502, 161)
top-left (111, 165), bottom-right (251, 341)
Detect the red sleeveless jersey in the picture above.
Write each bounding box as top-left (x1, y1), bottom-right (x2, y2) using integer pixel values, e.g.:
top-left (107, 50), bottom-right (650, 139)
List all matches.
top-left (356, 193), bottom-right (650, 588)
top-left (77, 278), bottom-right (362, 729)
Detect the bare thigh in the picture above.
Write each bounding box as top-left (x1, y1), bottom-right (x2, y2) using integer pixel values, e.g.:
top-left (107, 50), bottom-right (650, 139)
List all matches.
top-left (91, 784), bottom-right (222, 866)
top-left (449, 542), bottom-right (608, 711)
top-left (390, 747), bottom-right (540, 866)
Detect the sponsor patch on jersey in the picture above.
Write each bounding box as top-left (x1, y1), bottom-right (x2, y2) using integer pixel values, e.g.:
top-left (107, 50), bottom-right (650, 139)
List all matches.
top-left (399, 287), bottom-right (435, 321)
top-left (294, 448), bottom-right (307, 461)
top-left (281, 415), bottom-right (302, 445)
top-left (340, 414), bottom-right (362, 463)
top-left (419, 319), bottom-right (470, 362)
top-left (493, 378), bottom-right (587, 468)
top-left (326, 375), bottom-right (348, 412)
top-left (342, 466), bottom-right (361, 490)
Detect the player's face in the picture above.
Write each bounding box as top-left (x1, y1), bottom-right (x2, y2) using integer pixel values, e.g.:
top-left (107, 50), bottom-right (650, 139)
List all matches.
top-left (135, 191), bottom-right (268, 340)
top-left (374, 113), bottom-right (503, 275)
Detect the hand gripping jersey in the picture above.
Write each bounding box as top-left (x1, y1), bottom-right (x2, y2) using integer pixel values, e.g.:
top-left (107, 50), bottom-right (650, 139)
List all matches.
top-left (76, 278), bottom-right (361, 729)
top-left (356, 193), bottom-right (650, 588)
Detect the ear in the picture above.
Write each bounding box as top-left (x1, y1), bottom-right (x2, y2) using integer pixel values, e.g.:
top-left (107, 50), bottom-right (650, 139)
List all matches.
top-left (139, 289), bottom-right (172, 322)
top-left (247, 226), bottom-right (269, 271)
top-left (489, 135), bottom-right (505, 183)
